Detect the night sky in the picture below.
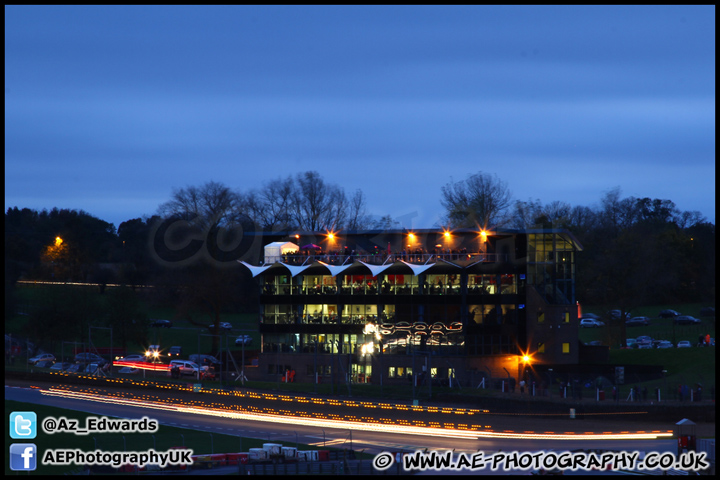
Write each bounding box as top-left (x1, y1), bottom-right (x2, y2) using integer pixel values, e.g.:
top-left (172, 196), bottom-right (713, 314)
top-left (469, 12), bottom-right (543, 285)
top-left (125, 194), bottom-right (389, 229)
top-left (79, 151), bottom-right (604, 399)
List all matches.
top-left (5, 5), bottom-right (715, 229)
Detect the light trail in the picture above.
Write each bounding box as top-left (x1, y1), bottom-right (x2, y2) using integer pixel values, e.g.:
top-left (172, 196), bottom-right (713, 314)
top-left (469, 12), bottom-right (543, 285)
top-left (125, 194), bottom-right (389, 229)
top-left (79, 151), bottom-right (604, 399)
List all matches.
top-left (113, 360), bottom-right (170, 371)
top-left (475, 430), bottom-right (673, 441)
top-left (40, 387), bottom-right (673, 441)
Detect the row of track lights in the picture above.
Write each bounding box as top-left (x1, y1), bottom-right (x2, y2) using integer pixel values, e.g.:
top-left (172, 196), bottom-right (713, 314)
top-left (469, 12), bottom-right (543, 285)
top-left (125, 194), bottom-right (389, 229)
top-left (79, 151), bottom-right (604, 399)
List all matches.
top-left (41, 386), bottom-right (672, 441)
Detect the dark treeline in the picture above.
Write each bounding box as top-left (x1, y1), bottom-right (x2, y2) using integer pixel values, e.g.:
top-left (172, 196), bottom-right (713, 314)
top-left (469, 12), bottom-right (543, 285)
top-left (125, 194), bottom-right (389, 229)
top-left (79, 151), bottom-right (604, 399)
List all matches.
top-left (4, 173), bottom-right (715, 352)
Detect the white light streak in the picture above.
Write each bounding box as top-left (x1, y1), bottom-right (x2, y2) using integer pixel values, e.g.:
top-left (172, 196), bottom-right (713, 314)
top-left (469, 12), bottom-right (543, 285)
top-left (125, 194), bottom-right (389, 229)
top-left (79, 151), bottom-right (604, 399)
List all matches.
top-left (41, 388), bottom-right (672, 441)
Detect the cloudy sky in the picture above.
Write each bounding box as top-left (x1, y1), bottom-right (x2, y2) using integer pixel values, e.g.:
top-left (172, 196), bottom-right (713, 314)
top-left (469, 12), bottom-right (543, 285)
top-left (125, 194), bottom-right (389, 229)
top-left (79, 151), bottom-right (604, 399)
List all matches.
top-left (5, 5), bottom-right (715, 230)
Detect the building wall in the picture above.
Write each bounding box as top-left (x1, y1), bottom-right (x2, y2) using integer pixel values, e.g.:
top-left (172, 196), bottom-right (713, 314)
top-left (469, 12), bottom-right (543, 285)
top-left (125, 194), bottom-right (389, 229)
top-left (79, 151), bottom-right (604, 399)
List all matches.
top-left (255, 351), bottom-right (527, 386)
top-left (248, 229), bottom-right (582, 386)
top-left (525, 286), bottom-right (579, 366)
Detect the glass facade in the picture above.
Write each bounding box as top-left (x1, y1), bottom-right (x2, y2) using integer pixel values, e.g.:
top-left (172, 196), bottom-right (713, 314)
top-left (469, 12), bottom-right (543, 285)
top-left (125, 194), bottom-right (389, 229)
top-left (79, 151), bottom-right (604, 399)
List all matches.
top-left (247, 228), bottom-right (581, 382)
top-left (527, 233), bottom-right (576, 304)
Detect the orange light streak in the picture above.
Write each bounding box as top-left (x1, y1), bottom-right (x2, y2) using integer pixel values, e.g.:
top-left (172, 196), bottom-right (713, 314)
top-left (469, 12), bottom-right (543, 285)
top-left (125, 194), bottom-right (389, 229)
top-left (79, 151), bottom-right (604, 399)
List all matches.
top-left (40, 388), bottom-right (673, 441)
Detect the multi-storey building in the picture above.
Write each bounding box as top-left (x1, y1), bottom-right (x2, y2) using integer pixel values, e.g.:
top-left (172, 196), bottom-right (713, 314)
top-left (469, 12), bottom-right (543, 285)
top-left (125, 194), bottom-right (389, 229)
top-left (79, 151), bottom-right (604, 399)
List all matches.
top-left (239, 228), bottom-right (582, 386)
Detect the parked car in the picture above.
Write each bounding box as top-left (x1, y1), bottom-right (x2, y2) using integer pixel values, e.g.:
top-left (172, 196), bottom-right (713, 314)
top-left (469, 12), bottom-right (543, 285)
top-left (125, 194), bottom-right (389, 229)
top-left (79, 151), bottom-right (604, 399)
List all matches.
top-left (49, 362), bottom-right (72, 371)
top-left (169, 360), bottom-right (200, 376)
top-left (35, 359), bottom-right (56, 368)
top-left (188, 354), bottom-right (222, 368)
top-left (677, 340), bottom-right (692, 348)
top-left (580, 313), bottom-right (601, 320)
top-left (625, 316), bottom-right (650, 327)
top-left (674, 315), bottom-right (701, 325)
top-left (28, 353), bottom-right (55, 365)
top-left (117, 354), bottom-right (146, 363)
top-left (580, 318), bottom-right (604, 328)
top-left (150, 319), bottom-right (172, 328)
top-left (625, 338), bottom-right (638, 348)
top-left (656, 341), bottom-right (674, 349)
top-left (636, 335), bottom-right (653, 348)
top-left (210, 322), bottom-right (232, 331)
top-left (167, 346), bottom-right (183, 358)
top-left (74, 353), bottom-right (106, 365)
top-left (66, 363), bottom-right (85, 373)
top-left (235, 335), bottom-right (252, 346)
top-left (659, 309), bottom-right (680, 318)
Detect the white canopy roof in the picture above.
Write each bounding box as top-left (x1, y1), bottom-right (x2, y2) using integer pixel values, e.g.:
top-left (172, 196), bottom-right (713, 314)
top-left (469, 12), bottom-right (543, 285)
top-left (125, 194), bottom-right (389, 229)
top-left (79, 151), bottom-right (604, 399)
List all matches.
top-left (238, 260), bottom-right (311, 278)
top-left (399, 260), bottom-right (436, 276)
top-left (280, 264), bottom-right (312, 277)
top-left (317, 261), bottom-right (353, 277)
top-left (237, 261), bottom-right (273, 278)
top-left (358, 261), bottom-right (394, 278)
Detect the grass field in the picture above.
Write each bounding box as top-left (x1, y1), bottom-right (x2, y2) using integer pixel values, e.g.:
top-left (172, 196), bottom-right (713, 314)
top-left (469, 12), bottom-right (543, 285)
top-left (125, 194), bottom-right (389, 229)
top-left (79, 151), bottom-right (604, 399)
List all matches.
top-left (8, 283), bottom-right (260, 362)
top-left (7, 284), bottom-right (715, 401)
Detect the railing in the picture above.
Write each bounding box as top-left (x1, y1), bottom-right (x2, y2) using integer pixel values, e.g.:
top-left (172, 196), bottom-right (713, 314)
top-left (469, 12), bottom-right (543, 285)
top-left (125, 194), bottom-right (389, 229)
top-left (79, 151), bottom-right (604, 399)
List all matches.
top-left (262, 339), bottom-right (466, 356)
top-left (275, 252), bottom-right (506, 266)
top-left (260, 284), bottom-right (517, 300)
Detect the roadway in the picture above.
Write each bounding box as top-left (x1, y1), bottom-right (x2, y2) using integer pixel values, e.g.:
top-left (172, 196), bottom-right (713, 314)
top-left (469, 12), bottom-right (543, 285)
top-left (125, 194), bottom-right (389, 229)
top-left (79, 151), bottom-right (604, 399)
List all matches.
top-left (5, 379), bottom-right (683, 459)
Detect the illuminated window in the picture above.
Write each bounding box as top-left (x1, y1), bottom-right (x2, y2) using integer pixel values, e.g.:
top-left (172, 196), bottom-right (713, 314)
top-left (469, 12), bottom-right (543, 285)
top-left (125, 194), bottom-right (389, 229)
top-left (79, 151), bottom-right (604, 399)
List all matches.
top-left (564, 312), bottom-right (570, 323)
top-left (537, 342), bottom-right (545, 353)
top-left (562, 343), bottom-right (570, 354)
top-left (537, 312), bottom-right (545, 323)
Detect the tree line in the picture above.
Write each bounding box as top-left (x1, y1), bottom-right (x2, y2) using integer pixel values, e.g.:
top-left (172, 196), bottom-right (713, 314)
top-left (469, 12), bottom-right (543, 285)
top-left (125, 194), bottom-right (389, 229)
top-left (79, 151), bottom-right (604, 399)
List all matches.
top-left (5, 170), bottom-right (714, 317)
top-left (5, 171), bottom-right (714, 354)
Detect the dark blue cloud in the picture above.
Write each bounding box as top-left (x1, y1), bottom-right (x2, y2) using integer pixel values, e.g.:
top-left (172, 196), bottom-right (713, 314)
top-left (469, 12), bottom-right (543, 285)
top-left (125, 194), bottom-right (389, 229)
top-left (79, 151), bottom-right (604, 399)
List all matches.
top-left (5, 5), bottom-right (715, 228)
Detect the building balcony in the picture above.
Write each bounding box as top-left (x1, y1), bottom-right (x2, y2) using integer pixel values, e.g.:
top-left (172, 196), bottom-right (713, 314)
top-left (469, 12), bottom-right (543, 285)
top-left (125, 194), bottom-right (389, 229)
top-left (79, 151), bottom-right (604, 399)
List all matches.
top-left (270, 252), bottom-right (507, 267)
